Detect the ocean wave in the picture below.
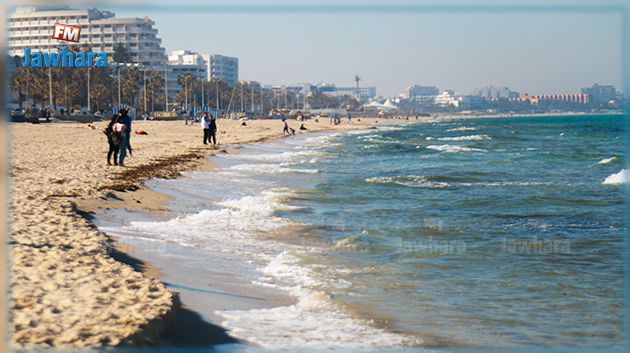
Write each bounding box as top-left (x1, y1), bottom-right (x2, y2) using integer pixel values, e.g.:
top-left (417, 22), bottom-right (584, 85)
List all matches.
top-left (216, 251), bottom-right (414, 348)
top-left (226, 150), bottom-right (322, 163)
top-left (357, 134), bottom-right (381, 140)
top-left (426, 144), bottom-right (486, 153)
top-left (366, 175), bottom-right (549, 189)
top-left (598, 156), bottom-right (618, 165)
top-left (122, 189), bottom-right (299, 256)
top-left (603, 169), bottom-right (627, 185)
top-left (366, 175), bottom-right (450, 188)
top-left (375, 126), bottom-right (405, 132)
top-left (437, 135), bottom-right (491, 141)
top-left (447, 127), bottom-right (477, 132)
top-left (228, 163), bottom-right (320, 174)
top-left (346, 129), bottom-right (375, 135)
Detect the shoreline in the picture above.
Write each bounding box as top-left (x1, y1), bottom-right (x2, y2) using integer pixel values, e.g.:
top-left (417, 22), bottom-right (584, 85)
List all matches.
top-left (12, 112), bottom-right (616, 348)
top-left (10, 117), bottom-right (388, 348)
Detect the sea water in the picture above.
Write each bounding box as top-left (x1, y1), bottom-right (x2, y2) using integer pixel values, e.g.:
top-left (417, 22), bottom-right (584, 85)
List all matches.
top-left (100, 115), bottom-right (624, 349)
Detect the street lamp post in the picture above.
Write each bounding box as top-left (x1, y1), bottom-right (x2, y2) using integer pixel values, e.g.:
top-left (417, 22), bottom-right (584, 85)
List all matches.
top-left (164, 66), bottom-right (168, 111)
top-left (216, 79), bottom-right (220, 113)
top-left (201, 79), bottom-right (205, 110)
top-left (184, 75), bottom-right (189, 113)
top-left (87, 68), bottom-right (91, 113)
top-left (143, 68), bottom-right (147, 113)
top-left (118, 66), bottom-right (122, 106)
top-left (48, 68), bottom-right (53, 109)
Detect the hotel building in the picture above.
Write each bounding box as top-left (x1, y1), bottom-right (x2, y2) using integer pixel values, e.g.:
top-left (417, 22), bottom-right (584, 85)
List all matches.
top-left (8, 5), bottom-right (167, 67)
top-left (201, 54), bottom-right (239, 84)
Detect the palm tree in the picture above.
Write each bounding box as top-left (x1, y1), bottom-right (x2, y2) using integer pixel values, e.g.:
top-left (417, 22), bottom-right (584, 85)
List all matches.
top-left (121, 66), bottom-right (141, 108)
top-left (143, 71), bottom-right (164, 112)
top-left (354, 74), bottom-right (361, 100)
top-left (90, 67), bottom-right (116, 112)
top-left (175, 73), bottom-right (197, 112)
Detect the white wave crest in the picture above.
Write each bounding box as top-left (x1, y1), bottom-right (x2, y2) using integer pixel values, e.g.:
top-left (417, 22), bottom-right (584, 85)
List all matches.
top-left (598, 156), bottom-right (618, 165)
top-left (365, 175), bottom-right (450, 188)
top-left (120, 189), bottom-right (298, 256)
top-left (603, 169), bottom-right (627, 185)
top-left (437, 135), bottom-right (491, 141)
top-left (228, 150), bottom-right (322, 163)
top-left (217, 251), bottom-right (414, 348)
top-left (447, 127), bottom-right (477, 132)
top-left (426, 144), bottom-right (486, 153)
top-left (228, 163), bottom-right (319, 174)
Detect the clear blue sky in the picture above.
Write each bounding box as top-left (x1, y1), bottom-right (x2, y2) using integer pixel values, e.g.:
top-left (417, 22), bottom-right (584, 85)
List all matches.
top-left (112, 0), bottom-right (622, 96)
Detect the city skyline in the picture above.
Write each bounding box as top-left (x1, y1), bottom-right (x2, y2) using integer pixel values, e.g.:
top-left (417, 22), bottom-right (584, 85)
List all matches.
top-left (113, 2), bottom-right (621, 96)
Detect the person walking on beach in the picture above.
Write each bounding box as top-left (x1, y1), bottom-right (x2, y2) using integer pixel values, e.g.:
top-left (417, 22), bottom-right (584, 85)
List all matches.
top-left (201, 112), bottom-right (216, 145)
top-left (283, 118), bottom-right (290, 135)
top-left (208, 114), bottom-right (217, 145)
top-left (118, 108), bottom-right (132, 167)
top-left (104, 114), bottom-right (122, 166)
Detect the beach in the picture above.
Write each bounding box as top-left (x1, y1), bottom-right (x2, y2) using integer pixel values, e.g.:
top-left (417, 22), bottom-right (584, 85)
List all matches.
top-left (10, 114), bottom-right (623, 349)
top-left (88, 114), bottom-right (622, 348)
top-left (9, 117), bottom-right (386, 348)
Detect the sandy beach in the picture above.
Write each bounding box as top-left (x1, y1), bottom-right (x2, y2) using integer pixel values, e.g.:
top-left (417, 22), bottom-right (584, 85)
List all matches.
top-left (10, 117), bottom-right (387, 348)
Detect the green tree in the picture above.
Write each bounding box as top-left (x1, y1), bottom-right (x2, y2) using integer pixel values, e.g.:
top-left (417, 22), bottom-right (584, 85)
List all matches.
top-left (90, 67), bottom-right (116, 112)
top-left (174, 73), bottom-right (199, 111)
top-left (118, 66), bottom-right (141, 108)
top-left (113, 43), bottom-right (132, 63)
top-left (140, 70), bottom-right (165, 112)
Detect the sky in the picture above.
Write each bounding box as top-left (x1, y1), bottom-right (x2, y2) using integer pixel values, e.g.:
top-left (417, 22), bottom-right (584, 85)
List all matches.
top-left (109, 1), bottom-right (622, 97)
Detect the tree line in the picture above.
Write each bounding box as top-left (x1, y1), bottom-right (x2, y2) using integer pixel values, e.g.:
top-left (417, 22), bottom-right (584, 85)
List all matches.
top-left (10, 43), bottom-right (362, 115)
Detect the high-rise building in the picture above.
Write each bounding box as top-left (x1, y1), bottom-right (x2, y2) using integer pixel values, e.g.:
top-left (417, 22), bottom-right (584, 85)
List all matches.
top-left (435, 91), bottom-right (460, 107)
top-left (472, 86), bottom-right (516, 100)
top-left (316, 83), bottom-right (377, 100)
top-left (404, 85), bottom-right (440, 99)
top-left (8, 5), bottom-right (167, 67)
top-left (201, 54), bottom-right (239, 84)
top-left (581, 84), bottom-right (617, 104)
top-left (167, 50), bottom-right (207, 100)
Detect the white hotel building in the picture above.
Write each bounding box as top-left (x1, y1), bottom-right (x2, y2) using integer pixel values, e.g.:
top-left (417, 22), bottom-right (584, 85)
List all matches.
top-left (8, 5), bottom-right (167, 67)
top-left (201, 54), bottom-right (239, 84)
top-left (167, 50), bottom-right (239, 98)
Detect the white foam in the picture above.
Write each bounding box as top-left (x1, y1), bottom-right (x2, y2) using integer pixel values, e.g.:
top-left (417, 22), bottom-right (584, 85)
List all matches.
top-left (120, 189), bottom-right (298, 259)
top-left (217, 251), bottom-right (415, 348)
top-left (365, 175), bottom-right (450, 188)
top-left (357, 134), bottom-right (381, 140)
top-left (426, 145), bottom-right (486, 153)
top-left (225, 150), bottom-right (322, 163)
top-left (366, 175), bottom-right (548, 189)
top-left (437, 135), bottom-right (491, 141)
top-left (346, 129), bottom-right (374, 135)
top-left (228, 163), bottom-right (320, 174)
top-left (603, 169), bottom-right (627, 185)
top-left (447, 127), bottom-right (477, 132)
top-left (375, 126), bottom-right (405, 132)
top-left (598, 156), bottom-right (618, 165)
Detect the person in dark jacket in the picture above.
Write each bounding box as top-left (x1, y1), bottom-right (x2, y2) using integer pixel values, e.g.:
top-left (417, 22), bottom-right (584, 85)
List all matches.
top-left (104, 114), bottom-right (122, 166)
top-left (118, 109), bottom-right (133, 166)
top-left (208, 114), bottom-right (217, 145)
top-left (201, 112), bottom-right (211, 144)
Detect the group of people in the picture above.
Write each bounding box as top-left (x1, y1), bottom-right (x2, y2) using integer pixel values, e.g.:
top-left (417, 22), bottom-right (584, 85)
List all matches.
top-left (104, 108), bottom-right (133, 167)
top-left (200, 112), bottom-right (218, 145)
top-left (103, 111), bottom-right (321, 167)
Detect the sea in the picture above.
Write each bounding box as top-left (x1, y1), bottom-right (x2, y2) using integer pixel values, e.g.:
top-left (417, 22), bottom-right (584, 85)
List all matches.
top-left (97, 114), bottom-right (625, 350)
